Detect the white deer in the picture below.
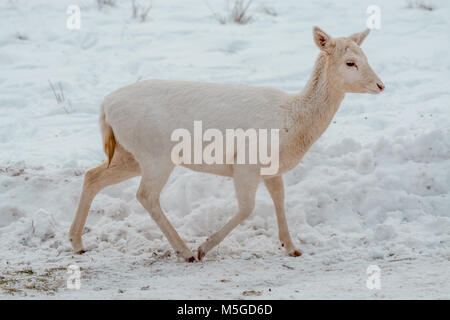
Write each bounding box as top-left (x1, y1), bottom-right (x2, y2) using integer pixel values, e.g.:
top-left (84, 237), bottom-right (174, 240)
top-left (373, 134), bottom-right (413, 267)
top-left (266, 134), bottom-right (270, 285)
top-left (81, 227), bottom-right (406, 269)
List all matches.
top-left (69, 27), bottom-right (384, 262)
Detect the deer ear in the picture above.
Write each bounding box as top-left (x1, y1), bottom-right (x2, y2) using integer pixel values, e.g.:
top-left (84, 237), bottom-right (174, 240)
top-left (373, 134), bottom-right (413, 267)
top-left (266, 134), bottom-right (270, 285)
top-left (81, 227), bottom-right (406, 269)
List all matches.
top-left (313, 26), bottom-right (335, 53)
top-left (349, 29), bottom-right (370, 46)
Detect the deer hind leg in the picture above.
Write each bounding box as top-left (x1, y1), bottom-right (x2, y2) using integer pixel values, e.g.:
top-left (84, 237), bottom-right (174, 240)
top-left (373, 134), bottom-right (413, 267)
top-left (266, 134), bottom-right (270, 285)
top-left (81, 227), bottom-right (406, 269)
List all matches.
top-left (197, 165), bottom-right (260, 260)
top-left (69, 145), bottom-right (140, 253)
top-left (136, 161), bottom-right (195, 262)
top-left (263, 176), bottom-right (301, 257)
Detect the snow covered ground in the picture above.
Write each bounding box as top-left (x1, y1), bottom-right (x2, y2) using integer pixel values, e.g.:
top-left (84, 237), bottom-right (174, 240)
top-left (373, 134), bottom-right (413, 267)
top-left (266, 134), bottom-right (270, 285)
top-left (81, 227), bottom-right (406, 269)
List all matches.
top-left (1, 0), bottom-right (449, 299)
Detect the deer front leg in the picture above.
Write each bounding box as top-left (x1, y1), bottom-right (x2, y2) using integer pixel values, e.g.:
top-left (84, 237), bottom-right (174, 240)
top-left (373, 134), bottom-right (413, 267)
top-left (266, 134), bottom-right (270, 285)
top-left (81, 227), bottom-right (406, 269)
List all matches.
top-left (264, 176), bottom-right (301, 257)
top-left (197, 165), bottom-right (260, 260)
top-left (136, 164), bottom-right (195, 262)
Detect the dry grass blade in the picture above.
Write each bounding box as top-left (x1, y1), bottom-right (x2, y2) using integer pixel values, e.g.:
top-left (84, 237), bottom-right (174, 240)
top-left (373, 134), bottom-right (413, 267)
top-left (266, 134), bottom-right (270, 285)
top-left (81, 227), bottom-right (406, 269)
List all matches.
top-left (231, 0), bottom-right (253, 24)
top-left (131, 0), bottom-right (152, 22)
top-left (205, 0), bottom-right (254, 25)
top-left (97, 0), bottom-right (116, 10)
top-left (406, 0), bottom-right (433, 11)
top-left (242, 290), bottom-right (262, 296)
top-left (48, 80), bottom-right (72, 113)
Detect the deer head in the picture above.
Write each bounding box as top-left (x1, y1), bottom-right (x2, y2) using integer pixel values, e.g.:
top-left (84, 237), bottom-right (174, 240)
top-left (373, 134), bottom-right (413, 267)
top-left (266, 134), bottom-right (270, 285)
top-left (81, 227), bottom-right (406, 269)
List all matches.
top-left (313, 26), bottom-right (385, 94)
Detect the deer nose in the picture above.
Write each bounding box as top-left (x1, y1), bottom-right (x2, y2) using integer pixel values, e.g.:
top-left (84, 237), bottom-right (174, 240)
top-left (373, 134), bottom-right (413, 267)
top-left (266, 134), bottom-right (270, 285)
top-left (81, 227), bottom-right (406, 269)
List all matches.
top-left (376, 82), bottom-right (385, 92)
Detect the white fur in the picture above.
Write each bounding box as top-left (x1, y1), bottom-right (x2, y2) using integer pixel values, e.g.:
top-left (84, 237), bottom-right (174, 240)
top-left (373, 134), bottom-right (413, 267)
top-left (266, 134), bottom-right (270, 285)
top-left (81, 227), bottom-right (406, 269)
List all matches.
top-left (69, 27), bottom-right (384, 261)
top-left (103, 80), bottom-right (288, 175)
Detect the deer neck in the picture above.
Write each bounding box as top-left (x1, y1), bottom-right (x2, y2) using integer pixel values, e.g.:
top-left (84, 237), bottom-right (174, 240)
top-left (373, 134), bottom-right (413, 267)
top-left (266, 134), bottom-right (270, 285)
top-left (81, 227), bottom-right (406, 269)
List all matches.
top-left (298, 53), bottom-right (345, 127)
top-left (282, 53), bottom-right (346, 159)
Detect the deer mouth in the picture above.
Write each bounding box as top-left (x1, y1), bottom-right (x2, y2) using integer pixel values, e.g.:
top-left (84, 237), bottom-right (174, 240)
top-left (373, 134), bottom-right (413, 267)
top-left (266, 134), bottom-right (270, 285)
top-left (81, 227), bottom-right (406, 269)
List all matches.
top-left (366, 83), bottom-right (384, 94)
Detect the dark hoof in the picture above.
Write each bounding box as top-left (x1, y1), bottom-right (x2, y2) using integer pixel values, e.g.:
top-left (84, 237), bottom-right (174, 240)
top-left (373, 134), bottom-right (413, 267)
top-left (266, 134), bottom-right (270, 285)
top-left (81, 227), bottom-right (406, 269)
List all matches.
top-left (197, 248), bottom-right (205, 261)
top-left (186, 256), bottom-right (196, 263)
top-left (77, 250), bottom-right (87, 255)
top-left (289, 250), bottom-right (302, 257)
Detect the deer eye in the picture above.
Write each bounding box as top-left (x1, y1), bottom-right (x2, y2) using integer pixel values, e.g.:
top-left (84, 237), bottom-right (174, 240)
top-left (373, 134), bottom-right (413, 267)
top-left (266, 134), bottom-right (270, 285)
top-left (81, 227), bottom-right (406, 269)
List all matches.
top-left (346, 61), bottom-right (355, 67)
